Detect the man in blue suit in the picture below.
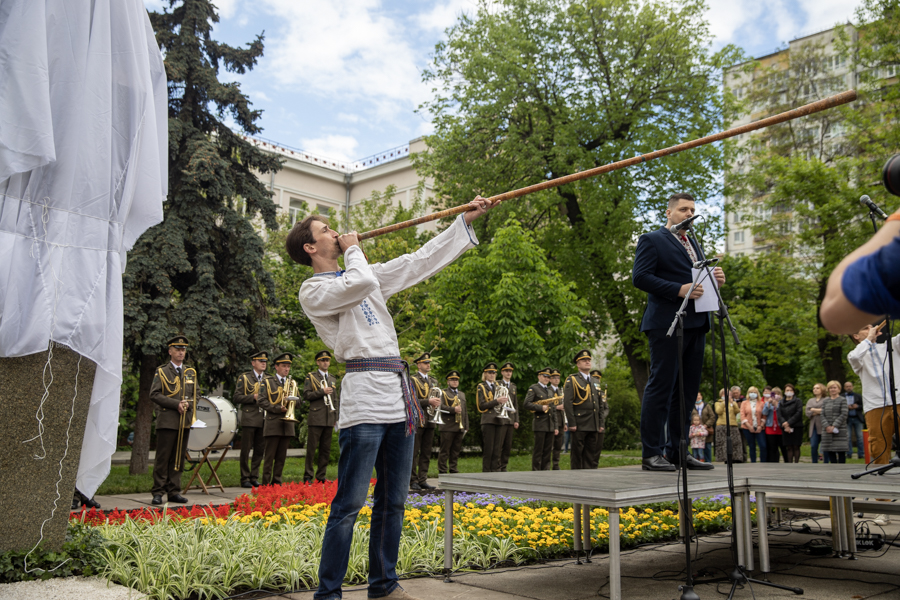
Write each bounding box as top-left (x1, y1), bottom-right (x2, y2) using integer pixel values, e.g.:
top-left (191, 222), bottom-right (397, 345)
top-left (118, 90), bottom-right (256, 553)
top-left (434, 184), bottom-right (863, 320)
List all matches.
top-left (632, 193), bottom-right (726, 471)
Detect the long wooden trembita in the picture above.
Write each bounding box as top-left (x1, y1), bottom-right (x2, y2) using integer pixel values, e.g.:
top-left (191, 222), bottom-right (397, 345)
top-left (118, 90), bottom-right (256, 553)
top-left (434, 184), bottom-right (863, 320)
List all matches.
top-left (358, 89), bottom-right (857, 241)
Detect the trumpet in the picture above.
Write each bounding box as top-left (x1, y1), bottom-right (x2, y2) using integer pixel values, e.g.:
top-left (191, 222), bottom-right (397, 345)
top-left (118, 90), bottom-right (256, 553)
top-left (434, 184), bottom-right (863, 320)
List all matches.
top-left (282, 378), bottom-right (300, 422)
top-left (427, 387), bottom-right (445, 425)
top-left (448, 392), bottom-right (464, 431)
top-left (533, 394), bottom-right (564, 406)
top-left (322, 375), bottom-right (336, 412)
top-left (174, 367), bottom-right (198, 471)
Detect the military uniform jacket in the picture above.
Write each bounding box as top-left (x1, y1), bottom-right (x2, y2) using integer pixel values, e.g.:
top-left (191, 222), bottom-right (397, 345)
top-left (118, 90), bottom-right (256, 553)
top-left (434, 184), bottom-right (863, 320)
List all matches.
top-left (149, 362), bottom-right (197, 430)
top-left (303, 371), bottom-right (340, 428)
top-left (497, 380), bottom-right (520, 426)
top-left (258, 374), bottom-right (297, 437)
top-left (411, 371), bottom-right (440, 429)
top-left (440, 388), bottom-right (469, 433)
top-left (523, 383), bottom-right (558, 432)
top-left (477, 381), bottom-right (506, 425)
top-left (564, 372), bottom-right (601, 432)
top-left (233, 370), bottom-right (266, 428)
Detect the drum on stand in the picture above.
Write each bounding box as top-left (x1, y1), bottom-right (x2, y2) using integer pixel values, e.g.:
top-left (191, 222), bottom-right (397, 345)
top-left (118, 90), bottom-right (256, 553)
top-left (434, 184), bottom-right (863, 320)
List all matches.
top-left (188, 396), bottom-right (237, 451)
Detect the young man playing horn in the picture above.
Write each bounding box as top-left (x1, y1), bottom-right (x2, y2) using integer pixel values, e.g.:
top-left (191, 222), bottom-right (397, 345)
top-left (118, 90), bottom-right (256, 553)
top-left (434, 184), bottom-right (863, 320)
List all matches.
top-left (288, 196), bottom-right (495, 600)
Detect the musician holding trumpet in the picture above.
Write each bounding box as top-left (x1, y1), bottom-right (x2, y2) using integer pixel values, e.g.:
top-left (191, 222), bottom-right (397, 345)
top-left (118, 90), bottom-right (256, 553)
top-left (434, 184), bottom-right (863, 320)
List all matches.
top-left (259, 352), bottom-right (299, 485)
top-left (438, 371), bottom-right (469, 474)
top-left (148, 335), bottom-right (194, 505)
top-left (233, 350), bottom-right (269, 488)
top-left (410, 353), bottom-right (439, 491)
top-left (303, 350), bottom-right (340, 484)
top-left (524, 368), bottom-right (559, 471)
top-left (564, 350), bottom-right (603, 470)
top-left (477, 362), bottom-right (508, 472)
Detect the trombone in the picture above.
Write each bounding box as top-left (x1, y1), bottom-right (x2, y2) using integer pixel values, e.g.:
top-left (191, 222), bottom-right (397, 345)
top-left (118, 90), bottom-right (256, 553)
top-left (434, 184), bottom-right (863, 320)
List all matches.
top-left (174, 367), bottom-right (197, 471)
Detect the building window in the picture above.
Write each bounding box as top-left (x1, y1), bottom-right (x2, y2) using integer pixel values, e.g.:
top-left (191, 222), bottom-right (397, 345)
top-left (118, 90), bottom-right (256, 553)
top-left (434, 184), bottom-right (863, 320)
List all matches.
top-left (316, 203), bottom-right (332, 216)
top-left (734, 231), bottom-right (745, 244)
top-left (288, 198), bottom-right (305, 224)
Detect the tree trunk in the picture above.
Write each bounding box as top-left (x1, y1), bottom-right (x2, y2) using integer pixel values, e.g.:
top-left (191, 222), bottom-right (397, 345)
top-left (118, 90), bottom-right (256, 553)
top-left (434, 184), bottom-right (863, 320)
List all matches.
top-left (129, 353), bottom-right (158, 475)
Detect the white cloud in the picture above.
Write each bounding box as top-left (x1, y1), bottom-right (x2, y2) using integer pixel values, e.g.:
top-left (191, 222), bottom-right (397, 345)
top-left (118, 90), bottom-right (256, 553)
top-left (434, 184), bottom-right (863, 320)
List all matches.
top-left (337, 113), bottom-right (362, 123)
top-left (259, 0), bottom-right (428, 122)
top-left (794, 0), bottom-right (859, 35)
top-left (212, 0), bottom-right (240, 19)
top-left (300, 134), bottom-right (360, 161)
top-left (415, 0), bottom-right (475, 31)
top-left (252, 90), bottom-right (271, 102)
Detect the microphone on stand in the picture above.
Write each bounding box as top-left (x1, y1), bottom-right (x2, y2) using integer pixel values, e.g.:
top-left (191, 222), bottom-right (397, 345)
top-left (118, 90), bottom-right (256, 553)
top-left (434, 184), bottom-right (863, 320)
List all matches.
top-left (859, 195), bottom-right (888, 220)
top-left (668, 214), bottom-right (701, 234)
top-left (692, 258), bottom-right (719, 269)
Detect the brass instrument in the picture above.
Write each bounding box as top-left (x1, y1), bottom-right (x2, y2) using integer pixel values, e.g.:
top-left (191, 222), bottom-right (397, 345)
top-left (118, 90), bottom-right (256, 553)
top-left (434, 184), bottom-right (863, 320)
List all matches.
top-left (282, 378), bottom-right (300, 422)
top-left (533, 394), bottom-right (564, 406)
top-left (445, 390), bottom-right (464, 431)
top-left (322, 375), bottom-right (336, 412)
top-left (427, 387), bottom-right (445, 425)
top-left (174, 367), bottom-right (198, 471)
top-left (494, 385), bottom-right (516, 420)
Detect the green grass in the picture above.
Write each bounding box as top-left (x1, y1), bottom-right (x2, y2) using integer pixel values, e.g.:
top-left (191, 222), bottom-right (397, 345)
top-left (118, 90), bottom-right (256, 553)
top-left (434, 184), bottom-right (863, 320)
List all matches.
top-left (96, 451), bottom-right (641, 496)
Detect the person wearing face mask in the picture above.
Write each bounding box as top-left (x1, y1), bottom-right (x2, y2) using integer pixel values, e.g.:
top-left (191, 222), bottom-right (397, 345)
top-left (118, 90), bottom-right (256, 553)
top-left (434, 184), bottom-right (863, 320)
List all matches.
top-left (820, 380), bottom-right (849, 463)
top-left (779, 384), bottom-right (804, 463)
top-left (739, 386), bottom-right (766, 463)
top-left (762, 387), bottom-right (788, 462)
top-left (714, 388), bottom-right (743, 463)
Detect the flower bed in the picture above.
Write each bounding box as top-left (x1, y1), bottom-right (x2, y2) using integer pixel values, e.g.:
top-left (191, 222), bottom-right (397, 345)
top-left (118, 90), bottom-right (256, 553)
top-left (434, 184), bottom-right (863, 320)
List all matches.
top-left (70, 481), bottom-right (746, 600)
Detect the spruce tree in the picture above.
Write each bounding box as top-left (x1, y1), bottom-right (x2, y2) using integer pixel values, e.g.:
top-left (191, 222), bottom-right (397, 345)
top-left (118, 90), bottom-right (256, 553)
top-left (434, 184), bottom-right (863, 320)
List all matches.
top-left (123, 0), bottom-right (281, 474)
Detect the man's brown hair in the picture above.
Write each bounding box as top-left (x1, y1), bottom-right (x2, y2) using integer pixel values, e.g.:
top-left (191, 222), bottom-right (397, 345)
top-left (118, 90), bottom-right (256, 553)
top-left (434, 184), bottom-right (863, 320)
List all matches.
top-left (667, 192), bottom-right (695, 208)
top-left (285, 214), bottom-right (329, 267)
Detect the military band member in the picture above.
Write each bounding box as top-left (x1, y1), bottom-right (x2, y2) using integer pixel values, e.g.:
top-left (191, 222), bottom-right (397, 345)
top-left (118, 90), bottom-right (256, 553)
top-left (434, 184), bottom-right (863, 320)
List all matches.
top-left (438, 371), bottom-right (469, 474)
top-left (549, 368), bottom-right (567, 470)
top-left (591, 369), bottom-right (611, 456)
top-left (233, 350), bottom-right (268, 488)
top-left (496, 362), bottom-right (519, 472)
top-left (259, 352), bottom-right (298, 485)
top-left (303, 350), bottom-right (340, 484)
top-left (524, 368), bottom-right (557, 471)
top-left (149, 335), bottom-right (195, 505)
top-left (477, 362), bottom-right (507, 472)
top-left (564, 350), bottom-right (603, 469)
top-left (410, 353), bottom-right (440, 490)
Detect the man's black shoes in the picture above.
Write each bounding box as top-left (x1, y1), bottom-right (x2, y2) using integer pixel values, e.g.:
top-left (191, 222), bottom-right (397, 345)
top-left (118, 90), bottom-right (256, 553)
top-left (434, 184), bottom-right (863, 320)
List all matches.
top-left (670, 454), bottom-right (715, 470)
top-left (241, 481), bottom-right (253, 489)
top-left (642, 455), bottom-right (676, 472)
top-left (151, 494), bottom-right (163, 505)
top-left (410, 482), bottom-right (422, 491)
top-left (250, 480), bottom-right (261, 487)
top-left (168, 494), bottom-right (189, 504)
top-left (419, 481), bottom-right (436, 490)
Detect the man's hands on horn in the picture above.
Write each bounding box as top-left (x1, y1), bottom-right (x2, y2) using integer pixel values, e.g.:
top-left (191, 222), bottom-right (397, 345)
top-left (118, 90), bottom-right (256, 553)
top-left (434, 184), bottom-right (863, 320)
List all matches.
top-left (464, 195), bottom-right (499, 224)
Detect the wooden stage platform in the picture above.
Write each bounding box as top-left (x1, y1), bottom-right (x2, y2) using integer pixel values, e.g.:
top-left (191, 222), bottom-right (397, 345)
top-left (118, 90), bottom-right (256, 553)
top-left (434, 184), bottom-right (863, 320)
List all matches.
top-left (439, 463), bottom-right (900, 600)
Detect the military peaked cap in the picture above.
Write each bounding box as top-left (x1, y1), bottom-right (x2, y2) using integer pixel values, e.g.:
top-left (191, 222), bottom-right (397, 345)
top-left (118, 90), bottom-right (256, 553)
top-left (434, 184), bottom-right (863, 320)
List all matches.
top-left (249, 350), bottom-right (268, 361)
top-left (574, 349), bottom-right (592, 363)
top-left (273, 353), bottom-right (294, 364)
top-left (414, 353), bottom-right (431, 364)
top-left (168, 334), bottom-right (189, 347)
top-left (483, 362), bottom-right (498, 373)
top-left (590, 369), bottom-right (603, 378)
top-left (500, 362), bottom-right (515, 371)
top-left (446, 370), bottom-right (461, 380)
top-left (315, 350), bottom-right (332, 360)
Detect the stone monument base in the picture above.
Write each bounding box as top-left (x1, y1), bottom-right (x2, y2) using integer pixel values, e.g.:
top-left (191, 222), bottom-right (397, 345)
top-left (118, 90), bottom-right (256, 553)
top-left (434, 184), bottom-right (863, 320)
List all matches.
top-left (0, 344), bottom-right (96, 552)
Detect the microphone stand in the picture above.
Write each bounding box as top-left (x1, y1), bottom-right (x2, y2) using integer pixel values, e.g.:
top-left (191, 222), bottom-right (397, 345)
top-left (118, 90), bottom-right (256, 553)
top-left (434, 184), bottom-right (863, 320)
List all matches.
top-left (852, 210), bottom-right (899, 481)
top-left (681, 227), bottom-right (802, 598)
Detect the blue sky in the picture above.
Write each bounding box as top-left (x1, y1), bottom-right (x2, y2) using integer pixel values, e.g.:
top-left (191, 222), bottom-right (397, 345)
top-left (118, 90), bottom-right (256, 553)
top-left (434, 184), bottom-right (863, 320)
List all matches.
top-left (144, 0), bottom-right (862, 162)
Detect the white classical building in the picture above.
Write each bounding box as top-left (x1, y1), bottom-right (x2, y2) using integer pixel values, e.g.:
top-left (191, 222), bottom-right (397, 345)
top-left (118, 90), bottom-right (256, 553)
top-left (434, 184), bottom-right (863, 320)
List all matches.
top-left (244, 135), bottom-right (435, 231)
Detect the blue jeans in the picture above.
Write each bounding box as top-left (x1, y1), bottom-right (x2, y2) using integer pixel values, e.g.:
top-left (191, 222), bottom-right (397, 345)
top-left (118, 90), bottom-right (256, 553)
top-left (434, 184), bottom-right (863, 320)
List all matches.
top-left (315, 422), bottom-right (414, 600)
top-left (809, 429), bottom-right (831, 464)
top-left (742, 429), bottom-right (767, 463)
top-left (847, 415), bottom-right (865, 458)
top-left (704, 441), bottom-right (713, 463)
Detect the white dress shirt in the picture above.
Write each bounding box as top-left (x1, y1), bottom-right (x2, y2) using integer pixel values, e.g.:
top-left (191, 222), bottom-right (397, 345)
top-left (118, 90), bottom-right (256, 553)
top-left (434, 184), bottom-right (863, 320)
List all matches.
top-left (847, 334), bottom-right (900, 414)
top-left (299, 214), bottom-right (478, 429)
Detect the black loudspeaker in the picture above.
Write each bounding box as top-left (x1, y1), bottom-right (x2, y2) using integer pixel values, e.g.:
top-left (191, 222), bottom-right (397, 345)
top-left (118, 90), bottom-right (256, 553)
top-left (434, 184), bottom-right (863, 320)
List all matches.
top-left (884, 154), bottom-right (900, 197)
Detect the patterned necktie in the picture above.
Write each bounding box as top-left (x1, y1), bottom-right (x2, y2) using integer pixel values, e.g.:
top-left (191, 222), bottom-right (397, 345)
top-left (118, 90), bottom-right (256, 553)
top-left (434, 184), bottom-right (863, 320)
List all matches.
top-left (679, 235), bottom-right (697, 263)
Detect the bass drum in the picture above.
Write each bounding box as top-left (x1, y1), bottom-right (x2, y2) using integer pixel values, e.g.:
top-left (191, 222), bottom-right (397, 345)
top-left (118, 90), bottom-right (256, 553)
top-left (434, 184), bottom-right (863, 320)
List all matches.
top-left (188, 396), bottom-right (238, 451)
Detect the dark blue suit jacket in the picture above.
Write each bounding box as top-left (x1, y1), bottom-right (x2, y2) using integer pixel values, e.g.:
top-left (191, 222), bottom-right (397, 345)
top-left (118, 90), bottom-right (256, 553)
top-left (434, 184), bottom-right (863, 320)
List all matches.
top-left (632, 227), bottom-right (710, 332)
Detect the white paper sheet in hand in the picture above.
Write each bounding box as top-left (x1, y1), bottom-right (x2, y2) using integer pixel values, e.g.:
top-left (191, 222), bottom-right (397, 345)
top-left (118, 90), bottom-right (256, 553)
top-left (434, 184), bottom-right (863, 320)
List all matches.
top-left (691, 268), bottom-right (719, 313)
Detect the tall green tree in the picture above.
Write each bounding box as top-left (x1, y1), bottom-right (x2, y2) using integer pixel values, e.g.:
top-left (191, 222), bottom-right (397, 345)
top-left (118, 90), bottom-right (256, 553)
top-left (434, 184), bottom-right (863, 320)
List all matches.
top-left (424, 220), bottom-right (589, 448)
top-left (416, 0), bottom-right (742, 399)
top-left (725, 36), bottom-right (884, 383)
top-left (123, 0), bottom-right (281, 474)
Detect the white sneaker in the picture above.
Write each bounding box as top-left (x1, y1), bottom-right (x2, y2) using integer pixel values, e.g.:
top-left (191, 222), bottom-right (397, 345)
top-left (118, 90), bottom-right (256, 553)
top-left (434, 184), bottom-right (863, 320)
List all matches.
top-left (873, 514), bottom-right (891, 526)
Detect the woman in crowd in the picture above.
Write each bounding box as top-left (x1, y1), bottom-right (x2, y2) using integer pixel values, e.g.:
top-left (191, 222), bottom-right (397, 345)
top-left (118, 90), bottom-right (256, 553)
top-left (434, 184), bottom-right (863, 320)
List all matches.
top-left (820, 380), bottom-right (849, 464)
top-left (763, 387), bottom-right (788, 462)
top-left (806, 383), bottom-right (829, 464)
top-left (715, 388), bottom-right (744, 463)
top-left (779, 384), bottom-right (804, 463)
top-left (740, 385), bottom-right (767, 462)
